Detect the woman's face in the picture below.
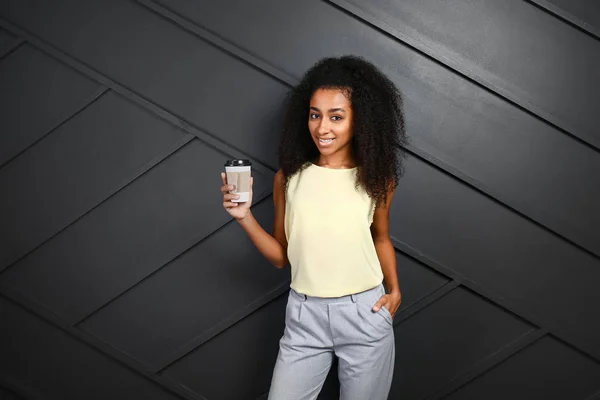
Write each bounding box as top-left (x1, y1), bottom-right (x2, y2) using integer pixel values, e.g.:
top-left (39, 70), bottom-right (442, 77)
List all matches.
top-left (308, 88), bottom-right (354, 157)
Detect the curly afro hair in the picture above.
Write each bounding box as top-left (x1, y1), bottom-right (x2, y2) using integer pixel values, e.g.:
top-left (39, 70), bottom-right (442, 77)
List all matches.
top-left (278, 55), bottom-right (407, 207)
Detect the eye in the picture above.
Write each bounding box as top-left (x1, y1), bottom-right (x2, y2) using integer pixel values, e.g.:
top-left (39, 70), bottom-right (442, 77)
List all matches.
top-left (331, 115), bottom-right (342, 121)
top-left (309, 113), bottom-right (320, 119)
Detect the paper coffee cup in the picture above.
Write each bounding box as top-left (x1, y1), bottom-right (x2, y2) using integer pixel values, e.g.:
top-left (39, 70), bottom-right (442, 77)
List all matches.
top-left (225, 159), bottom-right (252, 202)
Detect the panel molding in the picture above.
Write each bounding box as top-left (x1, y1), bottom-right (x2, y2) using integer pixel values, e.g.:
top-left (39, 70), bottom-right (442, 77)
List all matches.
top-left (0, 35), bottom-right (23, 61)
top-left (327, 0), bottom-right (600, 152)
top-left (391, 237), bottom-right (600, 363)
top-left (0, 86), bottom-right (108, 171)
top-left (585, 388), bottom-right (600, 400)
top-left (0, 131), bottom-right (195, 277)
top-left (4, 4), bottom-right (598, 263)
top-left (426, 329), bottom-right (548, 400)
top-left (1, 5), bottom-right (597, 400)
top-left (73, 194), bottom-right (278, 371)
top-left (0, 16), bottom-right (273, 178)
top-left (73, 197), bottom-right (269, 324)
top-left (0, 373), bottom-right (47, 400)
top-left (251, 283), bottom-right (543, 400)
top-left (1, 1), bottom-right (596, 370)
top-left (138, 0), bottom-right (600, 260)
top-left (156, 278), bottom-right (292, 373)
top-left (526, 0), bottom-right (600, 40)
top-left (1, 208), bottom-right (593, 399)
top-left (0, 290), bottom-right (204, 400)
top-left (157, 256), bottom-right (450, 373)
top-left (137, 0), bottom-right (297, 88)
top-left (393, 280), bottom-right (459, 326)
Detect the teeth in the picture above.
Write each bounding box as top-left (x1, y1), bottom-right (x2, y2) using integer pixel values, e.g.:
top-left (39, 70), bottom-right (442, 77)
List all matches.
top-left (319, 138), bottom-right (334, 143)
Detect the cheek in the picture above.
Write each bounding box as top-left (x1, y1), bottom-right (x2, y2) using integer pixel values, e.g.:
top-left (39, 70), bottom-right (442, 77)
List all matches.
top-left (337, 122), bottom-right (353, 140)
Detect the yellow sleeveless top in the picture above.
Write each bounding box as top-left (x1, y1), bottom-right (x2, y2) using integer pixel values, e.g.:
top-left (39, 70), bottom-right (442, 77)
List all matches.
top-left (284, 163), bottom-right (383, 297)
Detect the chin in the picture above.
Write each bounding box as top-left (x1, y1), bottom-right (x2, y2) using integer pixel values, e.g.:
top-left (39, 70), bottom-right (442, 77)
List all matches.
top-left (317, 147), bottom-right (336, 156)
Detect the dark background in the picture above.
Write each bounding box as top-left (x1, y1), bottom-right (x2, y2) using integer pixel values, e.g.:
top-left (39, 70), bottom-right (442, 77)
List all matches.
top-left (1, 1), bottom-right (599, 399)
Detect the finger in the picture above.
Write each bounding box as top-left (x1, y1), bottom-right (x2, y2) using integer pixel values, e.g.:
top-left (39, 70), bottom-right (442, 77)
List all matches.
top-left (220, 184), bottom-right (234, 194)
top-left (223, 201), bottom-right (239, 208)
top-left (221, 172), bottom-right (227, 185)
top-left (372, 296), bottom-right (388, 312)
top-left (224, 193), bottom-right (240, 201)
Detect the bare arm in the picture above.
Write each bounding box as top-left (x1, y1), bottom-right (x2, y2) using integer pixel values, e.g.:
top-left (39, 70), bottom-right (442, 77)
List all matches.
top-left (221, 170), bottom-right (288, 268)
top-left (370, 187), bottom-right (402, 315)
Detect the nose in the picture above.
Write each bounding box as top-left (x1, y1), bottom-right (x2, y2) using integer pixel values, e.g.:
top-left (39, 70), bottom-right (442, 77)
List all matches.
top-left (317, 118), bottom-right (331, 135)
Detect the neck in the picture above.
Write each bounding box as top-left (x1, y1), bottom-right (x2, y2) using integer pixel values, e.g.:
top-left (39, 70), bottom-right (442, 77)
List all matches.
top-left (316, 150), bottom-right (355, 169)
top-left (316, 146), bottom-right (356, 168)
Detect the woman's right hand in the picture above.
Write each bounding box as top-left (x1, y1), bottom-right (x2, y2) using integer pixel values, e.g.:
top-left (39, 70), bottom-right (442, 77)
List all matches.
top-left (221, 172), bottom-right (253, 221)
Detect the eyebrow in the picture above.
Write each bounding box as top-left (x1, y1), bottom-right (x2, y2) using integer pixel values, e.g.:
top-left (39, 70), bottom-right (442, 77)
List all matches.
top-left (310, 106), bottom-right (346, 113)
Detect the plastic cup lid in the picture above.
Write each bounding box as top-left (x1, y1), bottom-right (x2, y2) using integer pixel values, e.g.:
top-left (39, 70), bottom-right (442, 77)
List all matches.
top-left (225, 159), bottom-right (252, 167)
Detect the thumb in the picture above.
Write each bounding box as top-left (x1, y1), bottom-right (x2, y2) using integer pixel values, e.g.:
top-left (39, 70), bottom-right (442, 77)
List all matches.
top-left (372, 298), bottom-right (385, 312)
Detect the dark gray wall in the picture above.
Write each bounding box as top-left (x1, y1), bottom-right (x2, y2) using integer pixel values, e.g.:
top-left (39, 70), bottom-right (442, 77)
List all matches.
top-left (1, 383), bottom-right (25, 400)
top-left (0, 1), bottom-right (599, 399)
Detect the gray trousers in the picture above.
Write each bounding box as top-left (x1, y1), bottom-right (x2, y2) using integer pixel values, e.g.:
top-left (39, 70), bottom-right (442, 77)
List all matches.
top-left (268, 284), bottom-right (395, 400)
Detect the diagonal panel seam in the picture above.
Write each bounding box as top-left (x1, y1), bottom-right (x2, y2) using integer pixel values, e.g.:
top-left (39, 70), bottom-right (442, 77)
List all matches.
top-left (155, 277), bottom-right (292, 374)
top-left (391, 236), bottom-right (600, 364)
top-left (425, 329), bottom-right (548, 400)
top-left (1, 4), bottom-right (598, 392)
top-left (4, 5), bottom-right (598, 261)
top-left (137, 0), bottom-right (600, 261)
top-left (402, 144), bottom-right (600, 261)
top-left (393, 280), bottom-right (460, 327)
top-left (0, 373), bottom-right (49, 400)
top-left (0, 132), bottom-right (195, 277)
top-left (2, 6), bottom-right (598, 266)
top-left (256, 327), bottom-right (545, 399)
top-left (584, 388), bottom-right (600, 400)
top-left (327, 0), bottom-right (600, 152)
top-left (525, 0), bottom-right (600, 41)
top-left (0, 85), bottom-right (109, 172)
top-left (155, 252), bottom-right (452, 372)
top-left (0, 35), bottom-right (24, 62)
top-left (137, 0), bottom-right (297, 88)
top-left (0, 221), bottom-right (562, 399)
top-left (0, 16), bottom-right (274, 178)
top-left (74, 191), bottom-right (275, 328)
top-left (0, 289), bottom-right (208, 400)
top-left (156, 262), bottom-right (452, 374)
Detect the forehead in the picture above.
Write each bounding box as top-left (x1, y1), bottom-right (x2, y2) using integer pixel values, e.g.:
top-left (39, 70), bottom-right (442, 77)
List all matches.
top-left (309, 88), bottom-right (351, 108)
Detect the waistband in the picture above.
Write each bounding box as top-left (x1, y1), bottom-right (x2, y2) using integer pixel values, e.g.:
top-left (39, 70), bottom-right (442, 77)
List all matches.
top-left (290, 283), bottom-right (383, 304)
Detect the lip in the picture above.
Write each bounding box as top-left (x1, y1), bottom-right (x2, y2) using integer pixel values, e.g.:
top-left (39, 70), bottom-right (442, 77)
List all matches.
top-left (317, 137), bottom-right (336, 147)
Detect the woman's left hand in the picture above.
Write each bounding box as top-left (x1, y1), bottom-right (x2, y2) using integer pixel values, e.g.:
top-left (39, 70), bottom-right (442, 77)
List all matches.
top-left (372, 291), bottom-right (402, 317)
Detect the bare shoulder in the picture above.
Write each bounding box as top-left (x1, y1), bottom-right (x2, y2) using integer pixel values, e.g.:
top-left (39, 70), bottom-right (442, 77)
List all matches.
top-left (273, 169), bottom-right (286, 197)
top-left (273, 169), bottom-right (287, 246)
top-left (274, 169), bottom-right (285, 186)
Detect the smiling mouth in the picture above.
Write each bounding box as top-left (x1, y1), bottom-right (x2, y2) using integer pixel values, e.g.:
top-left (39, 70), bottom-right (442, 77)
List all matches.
top-left (318, 138), bottom-right (335, 144)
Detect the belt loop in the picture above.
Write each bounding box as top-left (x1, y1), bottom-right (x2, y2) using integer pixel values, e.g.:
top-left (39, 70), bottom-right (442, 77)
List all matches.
top-left (350, 293), bottom-right (358, 303)
top-left (292, 289), bottom-right (308, 302)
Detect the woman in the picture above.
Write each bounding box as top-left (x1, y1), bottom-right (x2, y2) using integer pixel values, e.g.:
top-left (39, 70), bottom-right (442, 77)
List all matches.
top-left (220, 55), bottom-right (407, 400)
